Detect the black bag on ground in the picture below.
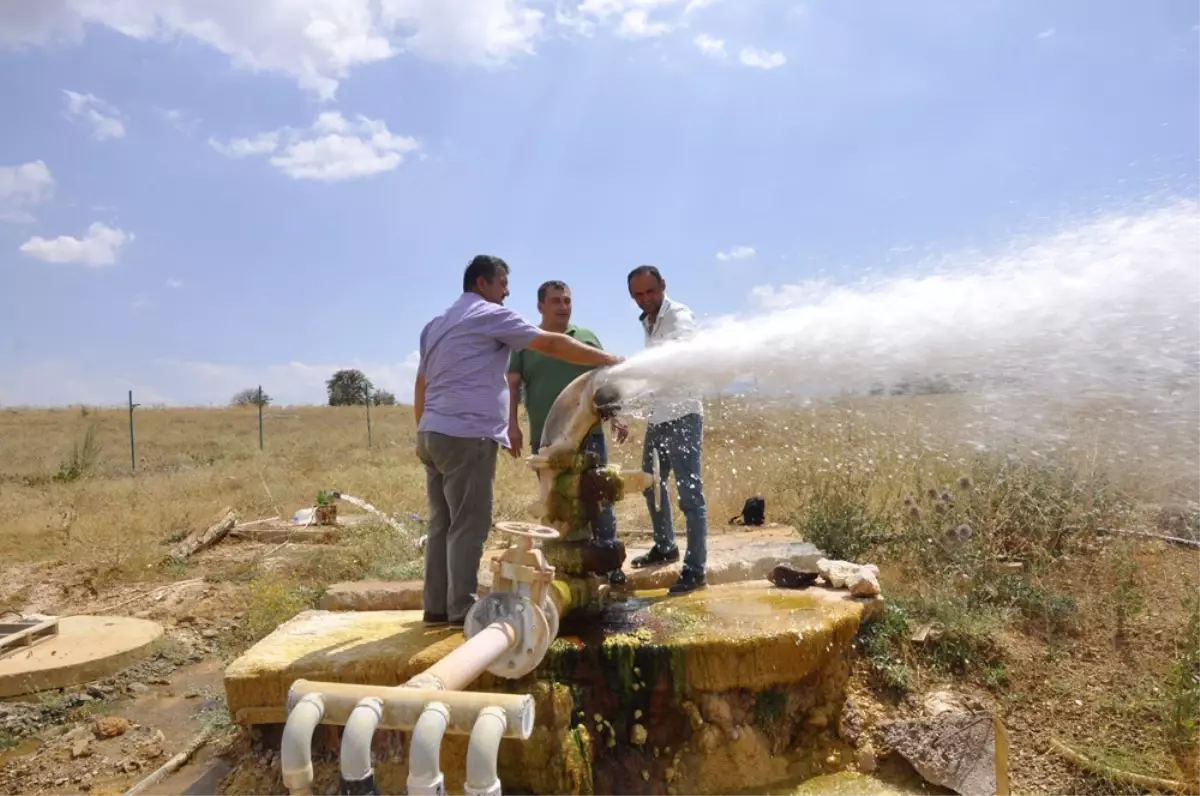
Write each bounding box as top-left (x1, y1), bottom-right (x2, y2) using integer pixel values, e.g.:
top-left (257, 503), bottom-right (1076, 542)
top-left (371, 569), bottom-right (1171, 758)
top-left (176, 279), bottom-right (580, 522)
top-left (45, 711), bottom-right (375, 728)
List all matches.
top-left (730, 496), bottom-right (765, 526)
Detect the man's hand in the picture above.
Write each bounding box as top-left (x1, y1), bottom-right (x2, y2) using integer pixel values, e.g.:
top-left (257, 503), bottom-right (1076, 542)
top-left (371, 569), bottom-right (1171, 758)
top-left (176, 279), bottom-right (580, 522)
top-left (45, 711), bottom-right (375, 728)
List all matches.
top-left (611, 417), bottom-right (630, 444)
top-left (508, 426), bottom-right (524, 458)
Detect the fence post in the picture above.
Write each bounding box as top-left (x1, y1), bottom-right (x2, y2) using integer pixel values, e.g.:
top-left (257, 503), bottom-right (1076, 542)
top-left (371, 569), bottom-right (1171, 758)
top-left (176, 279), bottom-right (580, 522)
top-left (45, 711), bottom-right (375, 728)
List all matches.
top-left (128, 390), bottom-right (140, 472)
top-left (257, 385), bottom-right (264, 451)
top-left (365, 385), bottom-right (373, 448)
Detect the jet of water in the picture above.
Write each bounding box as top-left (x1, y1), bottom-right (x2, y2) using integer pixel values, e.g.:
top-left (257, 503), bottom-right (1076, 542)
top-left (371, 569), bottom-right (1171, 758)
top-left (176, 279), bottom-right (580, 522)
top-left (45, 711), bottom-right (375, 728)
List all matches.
top-left (601, 199), bottom-right (1199, 460)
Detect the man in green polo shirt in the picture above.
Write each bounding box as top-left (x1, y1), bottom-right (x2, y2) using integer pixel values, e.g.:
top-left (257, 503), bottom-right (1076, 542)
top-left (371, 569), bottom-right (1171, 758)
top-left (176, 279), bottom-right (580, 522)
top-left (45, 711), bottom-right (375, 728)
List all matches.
top-left (507, 280), bottom-right (628, 585)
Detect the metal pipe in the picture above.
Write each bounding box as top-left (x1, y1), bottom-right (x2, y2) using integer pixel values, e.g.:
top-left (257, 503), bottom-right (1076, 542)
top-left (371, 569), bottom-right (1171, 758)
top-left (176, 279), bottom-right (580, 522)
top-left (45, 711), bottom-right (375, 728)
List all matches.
top-left (286, 680), bottom-right (536, 739)
top-left (464, 706), bottom-right (508, 796)
top-left (410, 620), bottom-right (516, 691)
top-left (280, 692), bottom-right (325, 796)
top-left (338, 696), bottom-right (383, 794)
top-left (407, 701), bottom-right (450, 796)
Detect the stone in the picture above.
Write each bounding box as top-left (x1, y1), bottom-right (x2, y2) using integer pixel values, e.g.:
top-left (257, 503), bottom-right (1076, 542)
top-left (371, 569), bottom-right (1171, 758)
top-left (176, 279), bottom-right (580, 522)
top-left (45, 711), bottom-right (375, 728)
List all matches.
top-left (881, 711), bottom-right (1002, 796)
top-left (848, 569), bottom-right (881, 597)
top-left (817, 559), bottom-right (879, 590)
top-left (318, 580), bottom-right (424, 612)
top-left (856, 742), bottom-right (877, 773)
top-left (71, 739), bottom-right (93, 759)
top-left (93, 716), bottom-right (130, 739)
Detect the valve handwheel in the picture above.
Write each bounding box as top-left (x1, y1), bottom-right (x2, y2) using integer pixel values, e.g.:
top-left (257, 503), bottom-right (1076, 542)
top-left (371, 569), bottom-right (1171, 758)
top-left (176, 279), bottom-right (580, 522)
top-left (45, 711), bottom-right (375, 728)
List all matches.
top-left (494, 520), bottom-right (561, 540)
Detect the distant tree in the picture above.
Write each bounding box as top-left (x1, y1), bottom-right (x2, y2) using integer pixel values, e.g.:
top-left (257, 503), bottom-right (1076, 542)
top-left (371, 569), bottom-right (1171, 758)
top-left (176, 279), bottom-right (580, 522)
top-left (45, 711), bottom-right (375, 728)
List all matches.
top-left (231, 387), bottom-right (271, 407)
top-left (372, 389), bottom-right (397, 406)
top-left (326, 369), bottom-right (374, 406)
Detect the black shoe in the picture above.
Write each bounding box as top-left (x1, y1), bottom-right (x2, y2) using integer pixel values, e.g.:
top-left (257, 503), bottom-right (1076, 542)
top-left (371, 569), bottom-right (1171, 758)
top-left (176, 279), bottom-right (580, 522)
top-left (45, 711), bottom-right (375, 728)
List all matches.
top-left (423, 612), bottom-right (448, 627)
top-left (668, 569), bottom-right (706, 595)
top-left (607, 569), bottom-right (627, 586)
top-left (630, 545), bottom-right (679, 569)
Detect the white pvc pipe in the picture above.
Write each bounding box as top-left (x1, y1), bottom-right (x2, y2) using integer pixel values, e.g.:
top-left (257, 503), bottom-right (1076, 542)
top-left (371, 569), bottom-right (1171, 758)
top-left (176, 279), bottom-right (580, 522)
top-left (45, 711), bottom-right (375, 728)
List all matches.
top-left (416, 620), bottom-right (516, 691)
top-left (463, 706), bottom-right (508, 796)
top-left (407, 701), bottom-right (450, 796)
top-left (280, 692), bottom-right (325, 796)
top-left (339, 696), bottom-right (383, 784)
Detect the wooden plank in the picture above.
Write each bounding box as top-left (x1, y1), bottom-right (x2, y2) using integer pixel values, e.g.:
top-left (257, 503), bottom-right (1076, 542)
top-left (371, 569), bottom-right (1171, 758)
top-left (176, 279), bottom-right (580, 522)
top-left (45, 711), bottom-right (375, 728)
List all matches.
top-left (0, 617), bottom-right (59, 659)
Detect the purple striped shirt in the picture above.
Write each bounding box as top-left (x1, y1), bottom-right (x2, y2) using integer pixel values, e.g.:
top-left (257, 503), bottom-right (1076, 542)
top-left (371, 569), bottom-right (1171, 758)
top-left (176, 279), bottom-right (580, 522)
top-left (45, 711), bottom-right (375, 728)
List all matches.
top-left (417, 292), bottom-right (541, 446)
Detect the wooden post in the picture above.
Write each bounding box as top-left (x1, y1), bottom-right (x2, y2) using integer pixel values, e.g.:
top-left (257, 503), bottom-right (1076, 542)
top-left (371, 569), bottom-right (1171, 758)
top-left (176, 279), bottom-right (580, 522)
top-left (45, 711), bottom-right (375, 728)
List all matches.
top-left (257, 385), bottom-right (264, 451)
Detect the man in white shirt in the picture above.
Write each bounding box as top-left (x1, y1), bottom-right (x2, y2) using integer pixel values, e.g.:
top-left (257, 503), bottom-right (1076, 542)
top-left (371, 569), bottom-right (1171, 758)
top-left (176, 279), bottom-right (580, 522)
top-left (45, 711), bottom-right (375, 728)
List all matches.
top-left (625, 265), bottom-right (709, 594)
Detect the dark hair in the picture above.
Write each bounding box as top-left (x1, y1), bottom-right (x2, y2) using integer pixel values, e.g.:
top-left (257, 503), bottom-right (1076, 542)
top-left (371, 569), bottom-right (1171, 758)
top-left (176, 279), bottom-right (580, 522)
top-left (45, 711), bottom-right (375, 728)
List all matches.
top-left (537, 280), bottom-right (569, 303)
top-left (463, 255), bottom-right (510, 293)
top-left (627, 264), bottom-right (663, 284)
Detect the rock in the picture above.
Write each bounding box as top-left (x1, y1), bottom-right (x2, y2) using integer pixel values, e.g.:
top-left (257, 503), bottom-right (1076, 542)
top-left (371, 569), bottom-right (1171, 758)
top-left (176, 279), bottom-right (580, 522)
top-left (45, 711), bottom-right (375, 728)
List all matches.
top-left (200, 629), bottom-right (218, 640)
top-left (128, 683), bottom-right (148, 694)
top-left (881, 711), bottom-right (1003, 796)
top-left (923, 689), bottom-right (969, 717)
top-left (71, 738), bottom-right (93, 759)
top-left (856, 742), bottom-right (877, 773)
top-left (848, 568), bottom-right (881, 597)
top-left (319, 580), bottom-right (424, 612)
top-left (631, 724), bottom-right (648, 745)
top-left (93, 716), bottom-right (131, 739)
top-left (817, 559), bottom-right (880, 594)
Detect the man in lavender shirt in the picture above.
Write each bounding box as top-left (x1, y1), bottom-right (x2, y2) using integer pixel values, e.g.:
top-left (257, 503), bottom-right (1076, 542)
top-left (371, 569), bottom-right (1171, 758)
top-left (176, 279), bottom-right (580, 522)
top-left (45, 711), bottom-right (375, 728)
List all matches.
top-left (413, 255), bottom-right (623, 627)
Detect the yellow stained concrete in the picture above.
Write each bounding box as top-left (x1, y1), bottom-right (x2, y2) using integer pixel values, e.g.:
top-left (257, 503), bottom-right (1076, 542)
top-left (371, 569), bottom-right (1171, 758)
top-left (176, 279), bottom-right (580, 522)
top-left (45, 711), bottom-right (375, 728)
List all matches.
top-left (224, 609), bottom-right (468, 721)
top-left (0, 615), bottom-right (163, 698)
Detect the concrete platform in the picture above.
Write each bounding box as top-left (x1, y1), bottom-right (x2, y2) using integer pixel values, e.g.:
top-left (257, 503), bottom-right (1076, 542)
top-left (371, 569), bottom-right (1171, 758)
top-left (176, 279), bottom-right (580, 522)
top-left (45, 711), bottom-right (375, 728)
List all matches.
top-left (224, 581), bottom-right (880, 724)
top-left (222, 580), bottom-right (883, 795)
top-left (319, 528), bottom-right (821, 613)
top-left (231, 514), bottom-right (371, 544)
top-left (621, 529), bottom-right (821, 591)
top-left (0, 615), bottom-right (164, 698)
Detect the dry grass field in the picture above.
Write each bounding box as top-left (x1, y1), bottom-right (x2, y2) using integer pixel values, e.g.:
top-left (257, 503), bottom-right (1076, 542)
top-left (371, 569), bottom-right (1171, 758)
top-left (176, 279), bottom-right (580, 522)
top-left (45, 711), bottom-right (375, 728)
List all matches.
top-left (0, 393), bottom-right (1197, 795)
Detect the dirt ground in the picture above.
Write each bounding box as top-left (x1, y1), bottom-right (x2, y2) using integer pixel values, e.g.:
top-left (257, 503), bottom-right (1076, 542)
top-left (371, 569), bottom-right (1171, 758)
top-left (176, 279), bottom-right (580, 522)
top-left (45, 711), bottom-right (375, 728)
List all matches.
top-left (2, 526), bottom-right (1196, 796)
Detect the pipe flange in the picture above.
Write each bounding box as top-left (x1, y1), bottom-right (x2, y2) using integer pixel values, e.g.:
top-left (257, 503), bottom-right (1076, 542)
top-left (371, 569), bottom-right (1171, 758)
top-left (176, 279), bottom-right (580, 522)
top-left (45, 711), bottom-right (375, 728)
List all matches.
top-left (464, 592), bottom-right (550, 679)
top-left (541, 593), bottom-right (559, 643)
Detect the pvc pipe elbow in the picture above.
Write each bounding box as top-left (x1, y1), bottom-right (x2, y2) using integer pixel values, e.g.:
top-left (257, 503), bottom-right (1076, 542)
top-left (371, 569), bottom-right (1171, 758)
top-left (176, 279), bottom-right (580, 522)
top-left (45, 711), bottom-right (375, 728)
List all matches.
top-left (407, 701), bottom-right (451, 796)
top-left (280, 692), bottom-right (325, 795)
top-left (464, 706), bottom-right (508, 796)
top-left (340, 696), bottom-right (384, 785)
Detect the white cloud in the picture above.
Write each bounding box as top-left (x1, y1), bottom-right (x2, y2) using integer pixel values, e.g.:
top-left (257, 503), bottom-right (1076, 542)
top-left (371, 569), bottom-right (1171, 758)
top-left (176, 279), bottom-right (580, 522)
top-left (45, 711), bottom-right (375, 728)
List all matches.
top-left (561, 0), bottom-right (690, 39)
top-left (684, 0), bottom-right (719, 13)
top-left (1037, 27), bottom-right (1056, 39)
top-left (0, 1), bottom-right (546, 101)
top-left (166, 279), bottom-right (183, 289)
top-left (693, 33), bottom-right (725, 58)
top-left (210, 112), bottom-right (420, 182)
top-left (0, 160), bottom-right (55, 223)
top-left (63, 90), bottom-right (125, 139)
top-left (738, 46), bottom-right (786, 70)
top-left (158, 107), bottom-right (200, 134)
top-left (380, 0), bottom-right (544, 66)
top-left (0, 354), bottom-right (423, 407)
top-left (717, 245), bottom-right (756, 261)
top-left (18, 222), bottom-right (133, 267)
top-left (208, 131), bottom-right (281, 158)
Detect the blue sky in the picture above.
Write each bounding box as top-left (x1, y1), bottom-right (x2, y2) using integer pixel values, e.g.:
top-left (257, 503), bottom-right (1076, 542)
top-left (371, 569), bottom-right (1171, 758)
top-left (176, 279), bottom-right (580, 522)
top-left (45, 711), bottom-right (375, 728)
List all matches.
top-left (1, 0), bottom-right (1196, 407)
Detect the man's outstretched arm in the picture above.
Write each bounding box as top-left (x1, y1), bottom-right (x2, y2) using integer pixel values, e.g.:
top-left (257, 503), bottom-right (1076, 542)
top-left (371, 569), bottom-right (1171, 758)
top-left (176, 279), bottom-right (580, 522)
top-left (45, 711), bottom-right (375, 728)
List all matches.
top-left (527, 331), bottom-right (622, 367)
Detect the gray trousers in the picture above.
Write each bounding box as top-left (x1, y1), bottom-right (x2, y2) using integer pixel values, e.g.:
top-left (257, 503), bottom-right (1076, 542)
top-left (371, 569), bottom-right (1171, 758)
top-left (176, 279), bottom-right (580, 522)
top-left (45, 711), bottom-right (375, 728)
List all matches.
top-left (416, 431), bottom-right (499, 621)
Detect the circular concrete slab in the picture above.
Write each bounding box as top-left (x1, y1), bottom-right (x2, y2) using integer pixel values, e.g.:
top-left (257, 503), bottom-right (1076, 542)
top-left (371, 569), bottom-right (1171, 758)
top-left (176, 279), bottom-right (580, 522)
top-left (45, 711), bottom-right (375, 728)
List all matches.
top-left (0, 615), bottom-right (164, 698)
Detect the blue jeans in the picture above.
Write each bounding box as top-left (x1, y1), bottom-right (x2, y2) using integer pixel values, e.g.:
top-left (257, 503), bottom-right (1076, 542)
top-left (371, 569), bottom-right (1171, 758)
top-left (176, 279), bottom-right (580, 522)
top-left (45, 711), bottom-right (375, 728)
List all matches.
top-left (642, 413), bottom-right (708, 574)
top-left (533, 429), bottom-right (617, 544)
